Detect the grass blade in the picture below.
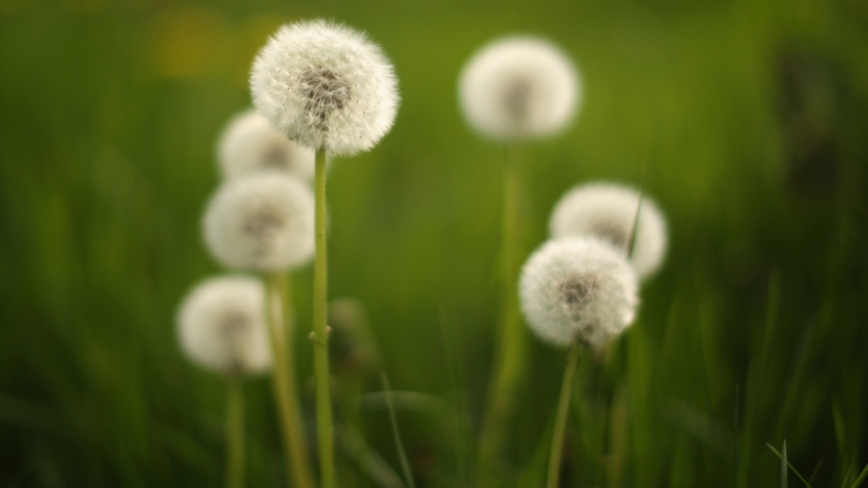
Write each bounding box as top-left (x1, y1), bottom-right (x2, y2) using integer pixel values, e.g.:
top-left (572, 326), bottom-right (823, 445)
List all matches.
top-left (808, 457), bottom-right (824, 486)
top-left (766, 442), bottom-right (812, 488)
top-left (782, 440), bottom-right (788, 488)
top-left (842, 465), bottom-right (854, 488)
top-left (381, 372), bottom-right (417, 488)
top-left (850, 463), bottom-right (868, 488)
top-left (627, 194), bottom-right (643, 258)
top-left (337, 423), bottom-right (406, 488)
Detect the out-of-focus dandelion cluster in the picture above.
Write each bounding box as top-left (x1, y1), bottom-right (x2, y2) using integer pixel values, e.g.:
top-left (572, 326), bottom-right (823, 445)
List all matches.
top-left (175, 18), bottom-right (399, 488)
top-left (178, 107), bottom-right (316, 376)
top-left (457, 36), bottom-right (668, 351)
top-left (524, 180), bottom-right (668, 349)
top-left (458, 34), bottom-right (669, 488)
top-left (171, 21), bottom-right (669, 488)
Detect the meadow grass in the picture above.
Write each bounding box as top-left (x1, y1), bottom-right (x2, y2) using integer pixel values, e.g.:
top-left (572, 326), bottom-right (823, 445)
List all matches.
top-left (1, 0), bottom-right (867, 486)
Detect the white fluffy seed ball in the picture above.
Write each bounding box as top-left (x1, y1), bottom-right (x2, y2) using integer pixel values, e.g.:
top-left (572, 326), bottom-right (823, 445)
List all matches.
top-left (549, 182), bottom-right (668, 280)
top-left (519, 237), bottom-right (639, 348)
top-left (218, 109), bottom-right (315, 183)
top-left (177, 275), bottom-right (271, 376)
top-left (203, 173), bottom-right (314, 272)
top-left (250, 19), bottom-right (400, 156)
top-left (459, 36), bottom-right (581, 140)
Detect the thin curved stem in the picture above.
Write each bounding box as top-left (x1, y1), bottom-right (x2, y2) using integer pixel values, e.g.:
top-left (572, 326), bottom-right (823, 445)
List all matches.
top-left (477, 144), bottom-right (527, 487)
top-left (226, 376), bottom-right (245, 488)
top-left (547, 342), bottom-right (581, 488)
top-left (266, 274), bottom-right (315, 488)
top-left (313, 149), bottom-right (337, 488)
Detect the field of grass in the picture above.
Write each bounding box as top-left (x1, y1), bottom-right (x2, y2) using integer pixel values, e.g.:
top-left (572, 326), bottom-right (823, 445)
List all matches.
top-left (1, 0), bottom-right (867, 486)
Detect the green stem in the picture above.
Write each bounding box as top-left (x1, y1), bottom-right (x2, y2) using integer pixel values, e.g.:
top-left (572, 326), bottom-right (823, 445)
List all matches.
top-left (226, 376), bottom-right (245, 488)
top-left (477, 144), bottom-right (527, 487)
top-left (266, 274), bottom-right (315, 488)
top-left (547, 342), bottom-right (581, 488)
top-left (313, 149), bottom-right (337, 488)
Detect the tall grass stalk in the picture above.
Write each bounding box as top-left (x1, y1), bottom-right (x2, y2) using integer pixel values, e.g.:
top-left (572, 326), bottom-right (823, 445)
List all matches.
top-left (546, 341), bottom-right (581, 488)
top-left (782, 440), bottom-right (788, 488)
top-left (381, 372), bottom-right (417, 488)
top-left (477, 144), bottom-right (527, 487)
top-left (765, 442), bottom-right (812, 488)
top-left (265, 273), bottom-right (315, 488)
top-left (313, 148), bottom-right (337, 488)
top-left (226, 376), bottom-right (245, 488)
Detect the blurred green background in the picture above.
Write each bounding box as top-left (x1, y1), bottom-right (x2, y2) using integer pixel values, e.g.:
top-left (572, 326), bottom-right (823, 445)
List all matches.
top-left (1, 0), bottom-right (867, 486)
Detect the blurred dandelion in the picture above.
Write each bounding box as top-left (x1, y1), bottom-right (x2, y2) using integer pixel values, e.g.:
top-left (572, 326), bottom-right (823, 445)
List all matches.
top-left (177, 275), bottom-right (271, 375)
top-left (462, 35), bottom-right (582, 487)
top-left (459, 36), bottom-right (581, 140)
top-left (177, 275), bottom-right (271, 488)
top-left (203, 172), bottom-right (314, 273)
top-left (519, 237), bottom-right (638, 348)
top-left (250, 19), bottom-right (400, 488)
top-left (549, 182), bottom-right (668, 280)
top-left (201, 170), bottom-right (315, 488)
top-left (518, 237), bottom-right (638, 488)
top-left (250, 19), bottom-right (399, 156)
top-left (218, 109), bottom-right (315, 183)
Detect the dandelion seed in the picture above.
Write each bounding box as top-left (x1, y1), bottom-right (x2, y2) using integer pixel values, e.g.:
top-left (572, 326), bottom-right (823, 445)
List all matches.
top-left (177, 275), bottom-right (271, 375)
top-left (250, 19), bottom-right (400, 156)
top-left (549, 182), bottom-right (668, 280)
top-left (519, 237), bottom-right (638, 348)
top-left (217, 109), bottom-right (315, 182)
top-left (459, 36), bottom-right (581, 140)
top-left (203, 172), bottom-right (314, 272)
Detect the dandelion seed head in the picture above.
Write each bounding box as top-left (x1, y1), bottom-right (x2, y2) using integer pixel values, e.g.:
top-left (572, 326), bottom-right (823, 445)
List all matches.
top-left (177, 275), bottom-right (271, 376)
top-left (519, 237), bottom-right (638, 348)
top-left (459, 36), bottom-right (581, 140)
top-left (203, 172), bottom-right (314, 272)
top-left (217, 109), bottom-right (315, 182)
top-left (549, 182), bottom-right (668, 280)
top-left (250, 19), bottom-right (400, 156)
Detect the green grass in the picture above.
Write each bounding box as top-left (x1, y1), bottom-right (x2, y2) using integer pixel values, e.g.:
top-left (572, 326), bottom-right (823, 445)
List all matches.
top-left (1, 0), bottom-right (867, 486)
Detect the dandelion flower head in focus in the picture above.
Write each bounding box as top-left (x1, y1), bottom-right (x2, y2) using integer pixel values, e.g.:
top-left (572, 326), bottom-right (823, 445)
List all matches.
top-left (250, 19), bottom-right (400, 156)
top-left (519, 237), bottom-right (639, 348)
top-left (218, 109), bottom-right (315, 183)
top-left (549, 182), bottom-right (668, 280)
top-left (177, 275), bottom-right (272, 376)
top-left (203, 172), bottom-right (315, 272)
top-left (459, 36), bottom-right (581, 140)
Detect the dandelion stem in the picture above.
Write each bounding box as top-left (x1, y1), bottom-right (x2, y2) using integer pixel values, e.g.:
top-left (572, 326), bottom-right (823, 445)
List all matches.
top-left (226, 376), bottom-right (245, 488)
top-left (313, 148), bottom-right (337, 488)
top-left (547, 341), bottom-right (581, 488)
top-left (477, 143), bottom-right (527, 487)
top-left (266, 273), bottom-right (315, 488)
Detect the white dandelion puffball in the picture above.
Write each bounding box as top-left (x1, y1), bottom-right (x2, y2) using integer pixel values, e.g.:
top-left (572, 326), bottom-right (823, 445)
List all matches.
top-left (218, 109), bottom-right (315, 182)
top-left (549, 182), bottom-right (668, 280)
top-left (177, 275), bottom-right (271, 375)
top-left (250, 20), bottom-right (400, 156)
top-left (459, 36), bottom-right (581, 140)
top-left (519, 237), bottom-right (639, 348)
top-left (203, 172), bottom-right (315, 272)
